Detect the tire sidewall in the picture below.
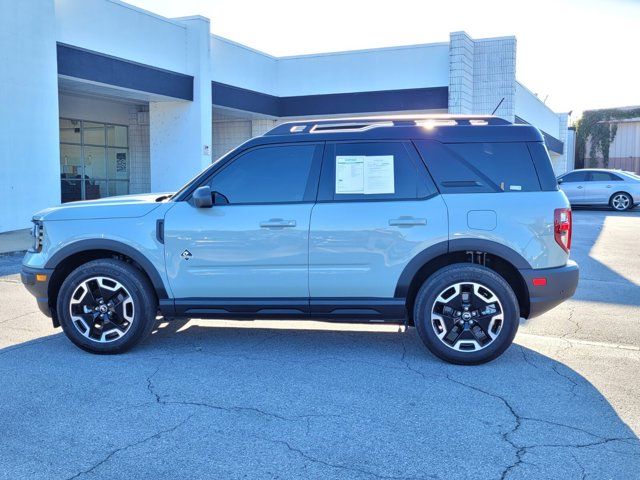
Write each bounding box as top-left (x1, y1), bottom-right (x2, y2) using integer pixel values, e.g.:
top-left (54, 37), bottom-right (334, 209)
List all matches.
top-left (414, 264), bottom-right (519, 365)
top-left (57, 259), bottom-right (156, 354)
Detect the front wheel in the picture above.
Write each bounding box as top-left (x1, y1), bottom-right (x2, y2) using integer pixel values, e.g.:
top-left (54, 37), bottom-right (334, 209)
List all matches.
top-left (610, 192), bottom-right (633, 211)
top-left (56, 258), bottom-right (158, 354)
top-left (413, 264), bottom-right (519, 365)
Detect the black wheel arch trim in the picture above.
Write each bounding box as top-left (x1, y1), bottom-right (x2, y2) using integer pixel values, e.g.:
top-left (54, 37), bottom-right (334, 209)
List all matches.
top-left (44, 239), bottom-right (169, 299)
top-left (394, 239), bottom-right (532, 298)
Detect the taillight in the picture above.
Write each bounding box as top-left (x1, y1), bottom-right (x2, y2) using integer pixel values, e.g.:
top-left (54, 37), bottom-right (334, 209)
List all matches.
top-left (554, 208), bottom-right (572, 253)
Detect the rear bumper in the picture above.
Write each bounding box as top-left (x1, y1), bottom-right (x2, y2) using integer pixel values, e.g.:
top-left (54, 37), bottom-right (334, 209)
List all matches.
top-left (519, 260), bottom-right (579, 318)
top-left (21, 266), bottom-right (54, 318)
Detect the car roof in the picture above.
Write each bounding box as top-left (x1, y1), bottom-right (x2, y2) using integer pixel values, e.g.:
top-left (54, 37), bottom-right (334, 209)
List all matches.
top-left (245, 115), bottom-right (545, 147)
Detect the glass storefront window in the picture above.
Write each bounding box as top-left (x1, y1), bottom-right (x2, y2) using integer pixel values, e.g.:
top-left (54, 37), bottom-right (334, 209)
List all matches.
top-left (59, 118), bottom-right (129, 203)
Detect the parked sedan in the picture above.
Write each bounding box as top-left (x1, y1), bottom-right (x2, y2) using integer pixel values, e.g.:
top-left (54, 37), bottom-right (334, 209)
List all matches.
top-left (557, 169), bottom-right (640, 211)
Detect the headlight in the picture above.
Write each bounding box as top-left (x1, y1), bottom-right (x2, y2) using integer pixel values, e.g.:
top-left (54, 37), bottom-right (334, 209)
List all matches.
top-left (30, 220), bottom-right (44, 253)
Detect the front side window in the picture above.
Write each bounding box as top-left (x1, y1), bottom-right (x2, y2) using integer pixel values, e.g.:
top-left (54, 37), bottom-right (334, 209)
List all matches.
top-left (59, 118), bottom-right (129, 203)
top-left (209, 144), bottom-right (319, 204)
top-left (561, 171), bottom-right (589, 183)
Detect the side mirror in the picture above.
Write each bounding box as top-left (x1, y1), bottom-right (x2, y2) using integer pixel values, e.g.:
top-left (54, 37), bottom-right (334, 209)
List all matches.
top-left (192, 186), bottom-right (213, 208)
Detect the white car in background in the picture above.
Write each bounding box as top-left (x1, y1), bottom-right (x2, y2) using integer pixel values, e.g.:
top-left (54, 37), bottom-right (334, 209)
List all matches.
top-left (557, 168), bottom-right (640, 211)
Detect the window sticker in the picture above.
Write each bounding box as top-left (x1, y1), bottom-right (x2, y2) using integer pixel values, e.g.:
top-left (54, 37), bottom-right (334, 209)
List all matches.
top-left (336, 155), bottom-right (395, 194)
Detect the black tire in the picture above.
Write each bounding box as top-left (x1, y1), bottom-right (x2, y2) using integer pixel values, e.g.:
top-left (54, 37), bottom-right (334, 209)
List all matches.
top-left (609, 192), bottom-right (633, 211)
top-left (413, 263), bottom-right (519, 365)
top-left (56, 258), bottom-right (158, 354)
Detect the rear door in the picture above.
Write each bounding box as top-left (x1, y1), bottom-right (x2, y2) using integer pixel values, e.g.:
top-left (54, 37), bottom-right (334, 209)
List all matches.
top-left (308, 141), bottom-right (448, 319)
top-left (584, 171), bottom-right (624, 204)
top-left (559, 171), bottom-right (589, 204)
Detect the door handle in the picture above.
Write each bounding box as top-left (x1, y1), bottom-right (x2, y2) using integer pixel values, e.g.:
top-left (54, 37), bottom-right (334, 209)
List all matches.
top-left (260, 219), bottom-right (296, 228)
top-left (388, 217), bottom-right (427, 227)
top-left (577, 186), bottom-right (583, 189)
top-left (606, 185), bottom-right (612, 188)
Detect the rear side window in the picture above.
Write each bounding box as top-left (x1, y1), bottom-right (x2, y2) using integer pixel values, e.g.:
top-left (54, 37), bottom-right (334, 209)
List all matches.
top-left (318, 141), bottom-right (435, 201)
top-left (415, 140), bottom-right (542, 193)
top-left (589, 171), bottom-right (623, 182)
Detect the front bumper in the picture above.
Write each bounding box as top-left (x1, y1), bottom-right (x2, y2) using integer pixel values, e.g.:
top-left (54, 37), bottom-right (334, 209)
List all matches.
top-left (519, 260), bottom-right (579, 318)
top-left (21, 266), bottom-right (54, 318)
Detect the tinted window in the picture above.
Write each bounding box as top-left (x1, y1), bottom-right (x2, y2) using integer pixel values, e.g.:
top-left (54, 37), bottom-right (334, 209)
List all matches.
top-left (589, 171), bottom-right (623, 182)
top-left (415, 140), bottom-right (540, 193)
top-left (319, 142), bottom-right (433, 201)
top-left (210, 144), bottom-right (318, 204)
top-left (561, 171), bottom-right (589, 182)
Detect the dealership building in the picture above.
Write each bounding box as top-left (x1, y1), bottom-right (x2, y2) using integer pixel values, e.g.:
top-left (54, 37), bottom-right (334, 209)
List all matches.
top-left (0, 0), bottom-right (574, 232)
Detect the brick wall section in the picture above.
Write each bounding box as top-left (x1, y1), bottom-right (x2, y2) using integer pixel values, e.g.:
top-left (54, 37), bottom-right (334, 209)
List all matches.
top-left (448, 33), bottom-right (516, 122)
top-left (472, 37), bottom-right (516, 121)
top-left (448, 32), bottom-right (474, 114)
top-left (128, 107), bottom-right (150, 194)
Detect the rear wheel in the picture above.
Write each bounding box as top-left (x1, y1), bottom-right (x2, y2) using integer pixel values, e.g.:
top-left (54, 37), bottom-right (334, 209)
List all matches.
top-left (57, 259), bottom-right (157, 354)
top-left (414, 264), bottom-right (519, 365)
top-left (610, 192), bottom-right (632, 211)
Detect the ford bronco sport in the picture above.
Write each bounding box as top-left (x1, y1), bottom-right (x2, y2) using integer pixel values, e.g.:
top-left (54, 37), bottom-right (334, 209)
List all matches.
top-left (22, 116), bottom-right (579, 364)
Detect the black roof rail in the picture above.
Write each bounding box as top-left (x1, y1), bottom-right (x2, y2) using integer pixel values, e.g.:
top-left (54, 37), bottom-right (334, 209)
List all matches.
top-left (264, 115), bottom-right (511, 136)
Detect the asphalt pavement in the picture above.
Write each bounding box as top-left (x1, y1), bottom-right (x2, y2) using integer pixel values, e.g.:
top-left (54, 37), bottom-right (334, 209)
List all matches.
top-left (0, 209), bottom-right (639, 479)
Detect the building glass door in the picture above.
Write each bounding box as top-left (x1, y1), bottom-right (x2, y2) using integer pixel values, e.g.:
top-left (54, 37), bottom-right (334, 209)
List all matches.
top-left (59, 118), bottom-right (129, 203)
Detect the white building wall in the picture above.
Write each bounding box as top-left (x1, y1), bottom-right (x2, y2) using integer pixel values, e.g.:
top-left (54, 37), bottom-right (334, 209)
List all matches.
top-left (54, 0), bottom-right (189, 74)
top-left (150, 16), bottom-right (212, 192)
top-left (515, 83), bottom-right (561, 138)
top-left (212, 111), bottom-right (252, 160)
top-left (276, 44), bottom-right (449, 96)
top-left (0, 0), bottom-right (61, 231)
top-left (211, 36), bottom-right (278, 95)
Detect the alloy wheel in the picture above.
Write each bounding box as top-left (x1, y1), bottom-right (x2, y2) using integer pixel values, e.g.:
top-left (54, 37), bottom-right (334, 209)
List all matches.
top-left (431, 282), bottom-right (504, 352)
top-left (69, 276), bottom-right (135, 343)
top-left (612, 194), bottom-right (630, 211)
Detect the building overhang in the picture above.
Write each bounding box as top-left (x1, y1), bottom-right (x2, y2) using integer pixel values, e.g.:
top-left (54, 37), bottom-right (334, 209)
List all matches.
top-left (57, 43), bottom-right (194, 101)
top-left (211, 81), bottom-right (448, 118)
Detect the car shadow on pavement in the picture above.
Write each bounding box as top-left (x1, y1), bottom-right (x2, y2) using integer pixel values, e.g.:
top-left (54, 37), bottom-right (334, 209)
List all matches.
top-left (1, 319), bottom-right (638, 479)
top-left (570, 209), bottom-right (640, 307)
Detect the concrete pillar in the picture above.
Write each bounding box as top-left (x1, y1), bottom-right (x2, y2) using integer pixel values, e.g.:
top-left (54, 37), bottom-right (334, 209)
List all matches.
top-left (0, 0), bottom-right (60, 232)
top-left (149, 16), bottom-right (212, 192)
top-left (448, 32), bottom-right (517, 122)
top-left (448, 32), bottom-right (475, 115)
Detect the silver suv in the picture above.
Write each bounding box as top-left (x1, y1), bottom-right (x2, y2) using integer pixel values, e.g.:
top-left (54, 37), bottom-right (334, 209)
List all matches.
top-left (21, 116), bottom-right (579, 364)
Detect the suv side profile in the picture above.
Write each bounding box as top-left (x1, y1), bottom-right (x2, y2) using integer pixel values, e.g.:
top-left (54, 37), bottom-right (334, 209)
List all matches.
top-left (21, 116), bottom-right (579, 364)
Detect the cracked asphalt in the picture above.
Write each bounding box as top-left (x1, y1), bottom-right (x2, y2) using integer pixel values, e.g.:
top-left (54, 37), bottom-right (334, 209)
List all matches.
top-left (1, 209), bottom-right (639, 479)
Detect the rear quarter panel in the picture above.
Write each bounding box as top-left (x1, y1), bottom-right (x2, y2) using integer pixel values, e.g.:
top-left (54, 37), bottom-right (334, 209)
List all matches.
top-left (442, 190), bottom-right (570, 269)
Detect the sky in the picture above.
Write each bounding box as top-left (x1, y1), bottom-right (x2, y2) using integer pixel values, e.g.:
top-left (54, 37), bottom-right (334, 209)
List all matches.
top-left (127, 0), bottom-right (640, 120)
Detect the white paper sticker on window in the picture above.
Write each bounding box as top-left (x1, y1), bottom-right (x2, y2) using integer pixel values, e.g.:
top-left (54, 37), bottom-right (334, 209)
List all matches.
top-left (336, 156), bottom-right (365, 193)
top-left (336, 155), bottom-right (395, 194)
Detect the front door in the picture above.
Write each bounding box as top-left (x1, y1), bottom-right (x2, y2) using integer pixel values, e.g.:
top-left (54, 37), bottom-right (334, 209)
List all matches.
top-left (559, 170), bottom-right (588, 204)
top-left (164, 143), bottom-right (323, 303)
